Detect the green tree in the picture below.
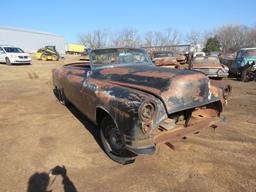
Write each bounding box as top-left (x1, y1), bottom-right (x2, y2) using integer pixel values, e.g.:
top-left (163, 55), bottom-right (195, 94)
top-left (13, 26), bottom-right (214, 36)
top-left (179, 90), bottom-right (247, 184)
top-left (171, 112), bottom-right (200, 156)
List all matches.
top-left (203, 37), bottom-right (221, 53)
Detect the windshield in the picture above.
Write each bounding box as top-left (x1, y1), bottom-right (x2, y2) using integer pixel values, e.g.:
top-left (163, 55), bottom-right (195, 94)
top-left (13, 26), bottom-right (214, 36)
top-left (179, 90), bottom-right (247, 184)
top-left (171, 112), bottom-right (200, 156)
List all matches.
top-left (91, 48), bottom-right (152, 68)
top-left (4, 47), bottom-right (24, 53)
top-left (192, 56), bottom-right (220, 64)
top-left (153, 52), bottom-right (175, 58)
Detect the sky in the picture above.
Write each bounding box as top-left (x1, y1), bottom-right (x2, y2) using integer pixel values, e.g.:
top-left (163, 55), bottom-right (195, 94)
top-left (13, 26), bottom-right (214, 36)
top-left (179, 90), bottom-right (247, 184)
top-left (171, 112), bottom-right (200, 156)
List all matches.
top-left (0, 0), bottom-right (255, 43)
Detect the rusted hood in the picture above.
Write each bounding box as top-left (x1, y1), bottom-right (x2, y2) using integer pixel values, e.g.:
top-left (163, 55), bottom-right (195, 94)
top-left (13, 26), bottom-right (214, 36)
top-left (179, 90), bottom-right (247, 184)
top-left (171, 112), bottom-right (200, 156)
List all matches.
top-left (93, 65), bottom-right (221, 114)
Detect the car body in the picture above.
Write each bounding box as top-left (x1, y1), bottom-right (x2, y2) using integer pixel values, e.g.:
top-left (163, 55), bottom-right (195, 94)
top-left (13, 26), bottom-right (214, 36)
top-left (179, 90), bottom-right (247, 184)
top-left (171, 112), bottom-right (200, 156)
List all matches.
top-left (0, 45), bottom-right (31, 65)
top-left (173, 51), bottom-right (186, 64)
top-left (230, 48), bottom-right (256, 81)
top-left (151, 51), bottom-right (180, 69)
top-left (219, 53), bottom-right (235, 68)
top-left (52, 48), bottom-right (230, 164)
top-left (190, 56), bottom-right (229, 79)
top-left (193, 52), bottom-right (206, 57)
top-left (208, 51), bottom-right (220, 57)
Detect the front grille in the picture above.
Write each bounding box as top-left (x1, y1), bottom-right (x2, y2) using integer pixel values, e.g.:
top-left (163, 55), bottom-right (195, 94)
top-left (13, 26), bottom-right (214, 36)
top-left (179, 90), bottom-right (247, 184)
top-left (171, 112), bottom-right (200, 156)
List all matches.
top-left (18, 56), bottom-right (28, 59)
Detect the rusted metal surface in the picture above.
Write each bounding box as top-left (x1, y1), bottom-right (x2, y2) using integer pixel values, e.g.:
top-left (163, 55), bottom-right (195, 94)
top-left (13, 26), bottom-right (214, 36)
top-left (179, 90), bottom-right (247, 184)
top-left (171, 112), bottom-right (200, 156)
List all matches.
top-left (154, 117), bottom-right (219, 144)
top-left (176, 55), bottom-right (186, 64)
top-left (153, 57), bottom-right (180, 69)
top-left (151, 51), bottom-right (185, 68)
top-left (192, 63), bottom-right (226, 69)
top-left (210, 80), bottom-right (232, 101)
top-left (190, 56), bottom-right (229, 78)
top-left (52, 48), bottom-right (229, 157)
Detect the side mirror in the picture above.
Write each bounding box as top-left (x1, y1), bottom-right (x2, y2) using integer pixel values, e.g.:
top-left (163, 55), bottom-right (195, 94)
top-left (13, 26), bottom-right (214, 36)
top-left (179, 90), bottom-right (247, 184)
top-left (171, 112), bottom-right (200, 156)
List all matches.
top-left (0, 51), bottom-right (4, 54)
top-left (86, 70), bottom-right (92, 78)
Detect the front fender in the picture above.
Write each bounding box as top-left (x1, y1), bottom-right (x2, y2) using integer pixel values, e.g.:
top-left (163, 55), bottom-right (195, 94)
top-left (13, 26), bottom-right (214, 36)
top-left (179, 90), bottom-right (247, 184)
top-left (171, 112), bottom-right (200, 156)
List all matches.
top-left (95, 85), bottom-right (167, 141)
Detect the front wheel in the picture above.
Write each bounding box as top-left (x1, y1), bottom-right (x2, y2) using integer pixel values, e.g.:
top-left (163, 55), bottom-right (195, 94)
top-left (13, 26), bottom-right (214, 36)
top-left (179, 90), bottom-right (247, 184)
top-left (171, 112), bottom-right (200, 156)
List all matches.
top-left (100, 116), bottom-right (136, 164)
top-left (241, 70), bottom-right (249, 82)
top-left (41, 54), bottom-right (47, 61)
top-left (5, 57), bottom-right (11, 65)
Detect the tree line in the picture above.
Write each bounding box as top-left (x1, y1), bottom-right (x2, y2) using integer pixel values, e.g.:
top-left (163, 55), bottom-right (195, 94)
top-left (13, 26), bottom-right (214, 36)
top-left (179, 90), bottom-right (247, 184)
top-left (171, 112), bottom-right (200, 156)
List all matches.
top-left (78, 24), bottom-right (256, 53)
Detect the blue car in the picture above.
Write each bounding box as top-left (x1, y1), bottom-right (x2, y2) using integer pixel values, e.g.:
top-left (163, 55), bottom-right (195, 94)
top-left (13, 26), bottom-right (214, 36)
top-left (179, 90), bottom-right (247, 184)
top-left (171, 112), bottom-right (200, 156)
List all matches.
top-left (230, 48), bottom-right (256, 81)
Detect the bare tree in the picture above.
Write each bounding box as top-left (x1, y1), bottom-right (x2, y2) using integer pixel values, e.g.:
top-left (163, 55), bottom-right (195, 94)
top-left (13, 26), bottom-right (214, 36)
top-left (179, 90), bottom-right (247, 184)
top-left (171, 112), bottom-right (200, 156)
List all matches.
top-left (186, 31), bottom-right (202, 51)
top-left (247, 27), bottom-right (256, 47)
top-left (144, 31), bottom-right (154, 47)
top-left (165, 28), bottom-right (181, 45)
top-left (78, 25), bottom-right (256, 52)
top-left (215, 25), bottom-right (254, 53)
top-left (152, 31), bottom-right (165, 46)
top-left (79, 29), bottom-right (110, 48)
top-left (143, 28), bottom-right (181, 47)
top-left (201, 31), bottom-right (215, 47)
top-left (110, 28), bottom-right (140, 48)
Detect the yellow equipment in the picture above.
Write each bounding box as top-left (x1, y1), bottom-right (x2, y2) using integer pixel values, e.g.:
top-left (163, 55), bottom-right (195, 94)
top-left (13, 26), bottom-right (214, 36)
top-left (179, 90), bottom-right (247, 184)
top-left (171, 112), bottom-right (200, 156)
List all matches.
top-left (35, 46), bottom-right (60, 61)
top-left (66, 44), bottom-right (85, 54)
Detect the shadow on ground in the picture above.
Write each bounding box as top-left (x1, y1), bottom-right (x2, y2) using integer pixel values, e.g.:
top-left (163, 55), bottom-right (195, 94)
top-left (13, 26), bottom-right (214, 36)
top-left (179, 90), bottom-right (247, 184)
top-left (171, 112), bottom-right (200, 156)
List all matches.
top-left (27, 165), bottom-right (77, 192)
top-left (66, 103), bottom-right (105, 153)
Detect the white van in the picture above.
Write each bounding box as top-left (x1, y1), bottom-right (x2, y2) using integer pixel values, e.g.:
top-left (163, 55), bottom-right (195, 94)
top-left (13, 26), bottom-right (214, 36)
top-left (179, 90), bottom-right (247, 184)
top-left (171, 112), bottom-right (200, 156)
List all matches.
top-left (0, 45), bottom-right (31, 65)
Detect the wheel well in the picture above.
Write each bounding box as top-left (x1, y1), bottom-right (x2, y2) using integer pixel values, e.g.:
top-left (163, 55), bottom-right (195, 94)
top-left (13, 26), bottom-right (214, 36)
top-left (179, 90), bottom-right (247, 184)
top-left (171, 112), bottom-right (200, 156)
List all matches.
top-left (96, 108), bottom-right (110, 126)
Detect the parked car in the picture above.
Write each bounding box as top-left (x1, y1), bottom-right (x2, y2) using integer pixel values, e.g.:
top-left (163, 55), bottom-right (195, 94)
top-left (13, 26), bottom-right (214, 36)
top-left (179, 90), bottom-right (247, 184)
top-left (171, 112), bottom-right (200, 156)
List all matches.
top-left (52, 48), bottom-right (230, 164)
top-left (173, 51), bottom-right (186, 64)
top-left (230, 48), bottom-right (256, 82)
top-left (193, 52), bottom-right (206, 57)
top-left (151, 51), bottom-right (180, 69)
top-left (219, 53), bottom-right (236, 68)
top-left (0, 45), bottom-right (31, 65)
top-left (208, 51), bottom-right (220, 57)
top-left (190, 56), bottom-right (229, 79)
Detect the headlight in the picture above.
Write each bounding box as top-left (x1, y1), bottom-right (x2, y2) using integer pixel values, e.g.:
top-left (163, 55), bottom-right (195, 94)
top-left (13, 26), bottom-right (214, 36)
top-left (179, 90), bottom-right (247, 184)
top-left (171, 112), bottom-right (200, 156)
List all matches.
top-left (139, 101), bottom-right (156, 122)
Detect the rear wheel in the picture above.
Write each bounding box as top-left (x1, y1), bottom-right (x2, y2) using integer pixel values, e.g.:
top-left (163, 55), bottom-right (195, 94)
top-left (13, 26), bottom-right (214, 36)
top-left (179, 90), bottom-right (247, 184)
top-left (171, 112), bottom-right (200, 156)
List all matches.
top-left (54, 87), bottom-right (69, 106)
top-left (5, 57), bottom-right (11, 65)
top-left (52, 55), bottom-right (59, 61)
top-left (100, 115), bottom-right (136, 164)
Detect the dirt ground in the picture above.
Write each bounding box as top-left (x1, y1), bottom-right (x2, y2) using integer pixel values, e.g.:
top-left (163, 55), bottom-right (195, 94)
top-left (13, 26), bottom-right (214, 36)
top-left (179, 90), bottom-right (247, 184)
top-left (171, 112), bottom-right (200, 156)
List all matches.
top-left (0, 56), bottom-right (256, 192)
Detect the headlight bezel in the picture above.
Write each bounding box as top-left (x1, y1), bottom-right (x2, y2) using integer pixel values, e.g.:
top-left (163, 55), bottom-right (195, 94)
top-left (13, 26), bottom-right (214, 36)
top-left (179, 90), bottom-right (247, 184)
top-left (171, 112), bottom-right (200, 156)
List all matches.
top-left (138, 100), bottom-right (157, 122)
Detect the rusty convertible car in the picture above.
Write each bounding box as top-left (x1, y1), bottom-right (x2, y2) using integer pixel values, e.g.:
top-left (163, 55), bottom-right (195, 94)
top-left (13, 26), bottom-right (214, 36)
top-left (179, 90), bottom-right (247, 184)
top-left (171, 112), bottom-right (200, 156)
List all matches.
top-left (52, 48), bottom-right (230, 164)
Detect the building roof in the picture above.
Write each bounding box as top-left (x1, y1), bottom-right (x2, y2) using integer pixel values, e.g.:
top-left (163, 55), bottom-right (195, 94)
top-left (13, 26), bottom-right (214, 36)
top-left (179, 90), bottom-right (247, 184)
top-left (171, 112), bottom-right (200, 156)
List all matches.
top-left (0, 26), bottom-right (63, 38)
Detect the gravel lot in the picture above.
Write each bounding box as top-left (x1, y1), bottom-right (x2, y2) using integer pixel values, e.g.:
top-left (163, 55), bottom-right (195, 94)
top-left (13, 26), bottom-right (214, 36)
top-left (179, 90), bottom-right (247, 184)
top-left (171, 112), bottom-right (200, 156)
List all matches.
top-left (0, 57), bottom-right (255, 192)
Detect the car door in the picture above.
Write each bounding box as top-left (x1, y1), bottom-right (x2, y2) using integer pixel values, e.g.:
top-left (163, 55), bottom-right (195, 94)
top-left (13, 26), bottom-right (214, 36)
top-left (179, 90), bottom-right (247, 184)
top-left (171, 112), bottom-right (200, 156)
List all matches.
top-left (0, 47), bottom-right (5, 62)
top-left (79, 71), bottom-right (98, 121)
top-left (65, 66), bottom-right (88, 106)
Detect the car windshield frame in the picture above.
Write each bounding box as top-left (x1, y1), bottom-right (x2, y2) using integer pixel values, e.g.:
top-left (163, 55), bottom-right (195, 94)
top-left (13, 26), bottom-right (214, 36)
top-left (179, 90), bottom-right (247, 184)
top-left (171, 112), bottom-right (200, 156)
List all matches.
top-left (89, 48), bottom-right (153, 69)
top-left (3, 47), bottom-right (24, 53)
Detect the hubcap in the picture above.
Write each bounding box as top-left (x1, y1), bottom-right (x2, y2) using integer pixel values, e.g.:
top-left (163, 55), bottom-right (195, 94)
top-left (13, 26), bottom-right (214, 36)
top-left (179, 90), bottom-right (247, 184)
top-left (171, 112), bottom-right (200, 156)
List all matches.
top-left (106, 125), bottom-right (123, 151)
